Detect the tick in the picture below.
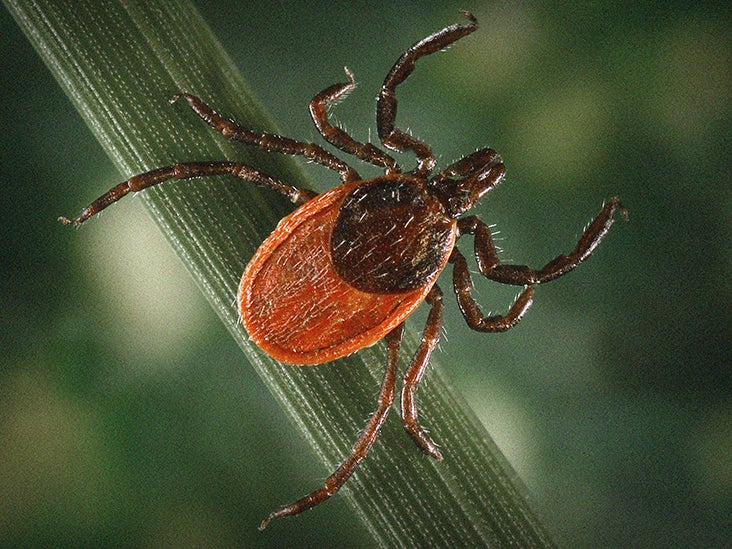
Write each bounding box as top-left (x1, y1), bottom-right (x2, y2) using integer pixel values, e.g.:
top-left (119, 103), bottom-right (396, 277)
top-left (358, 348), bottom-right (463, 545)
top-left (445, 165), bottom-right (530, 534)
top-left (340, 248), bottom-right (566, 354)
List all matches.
top-left (61, 13), bottom-right (626, 530)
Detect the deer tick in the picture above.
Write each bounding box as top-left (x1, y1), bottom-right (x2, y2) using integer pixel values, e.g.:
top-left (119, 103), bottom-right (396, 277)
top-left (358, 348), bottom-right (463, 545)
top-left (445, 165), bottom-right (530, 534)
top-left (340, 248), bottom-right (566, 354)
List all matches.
top-left (61, 13), bottom-right (627, 529)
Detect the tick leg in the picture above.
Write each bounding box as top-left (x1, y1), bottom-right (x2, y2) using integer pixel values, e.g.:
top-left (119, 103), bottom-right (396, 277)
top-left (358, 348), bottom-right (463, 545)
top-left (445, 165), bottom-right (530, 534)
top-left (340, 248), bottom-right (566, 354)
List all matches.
top-left (401, 285), bottom-right (444, 460)
top-left (451, 246), bottom-right (535, 332)
top-left (377, 13), bottom-right (478, 176)
top-left (59, 161), bottom-right (316, 226)
top-left (458, 198), bottom-right (628, 286)
top-left (259, 324), bottom-right (403, 530)
top-left (171, 93), bottom-right (360, 183)
top-left (309, 68), bottom-right (399, 173)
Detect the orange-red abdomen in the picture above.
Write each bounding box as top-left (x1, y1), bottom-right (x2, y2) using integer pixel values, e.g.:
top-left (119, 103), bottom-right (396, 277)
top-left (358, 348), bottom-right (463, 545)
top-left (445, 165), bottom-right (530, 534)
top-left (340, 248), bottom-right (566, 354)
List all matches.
top-left (238, 177), bottom-right (456, 365)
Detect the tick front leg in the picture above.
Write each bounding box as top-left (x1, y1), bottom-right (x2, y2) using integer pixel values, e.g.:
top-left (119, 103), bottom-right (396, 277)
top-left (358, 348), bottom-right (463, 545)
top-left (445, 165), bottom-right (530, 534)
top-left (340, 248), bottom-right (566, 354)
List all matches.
top-left (451, 247), bottom-right (535, 332)
top-left (377, 13), bottom-right (478, 176)
top-left (401, 285), bottom-right (444, 460)
top-left (59, 161), bottom-right (316, 226)
top-left (259, 324), bottom-right (403, 530)
top-left (458, 198), bottom-right (627, 286)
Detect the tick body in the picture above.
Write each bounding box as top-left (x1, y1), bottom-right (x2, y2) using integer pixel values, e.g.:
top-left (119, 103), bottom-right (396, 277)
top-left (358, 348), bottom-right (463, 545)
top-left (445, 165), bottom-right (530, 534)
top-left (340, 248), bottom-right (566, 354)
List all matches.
top-left (240, 174), bottom-right (456, 364)
top-left (61, 13), bottom-right (626, 530)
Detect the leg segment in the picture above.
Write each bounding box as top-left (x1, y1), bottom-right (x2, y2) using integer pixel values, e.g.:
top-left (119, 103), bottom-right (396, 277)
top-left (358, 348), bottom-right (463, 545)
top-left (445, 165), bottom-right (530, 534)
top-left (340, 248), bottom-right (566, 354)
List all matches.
top-left (259, 323), bottom-right (404, 530)
top-left (171, 93), bottom-right (360, 183)
top-left (59, 161), bottom-right (316, 226)
top-left (451, 246), bottom-right (535, 332)
top-left (309, 68), bottom-right (399, 173)
top-left (377, 13), bottom-right (478, 176)
top-left (458, 198), bottom-right (628, 286)
top-left (401, 284), bottom-right (444, 460)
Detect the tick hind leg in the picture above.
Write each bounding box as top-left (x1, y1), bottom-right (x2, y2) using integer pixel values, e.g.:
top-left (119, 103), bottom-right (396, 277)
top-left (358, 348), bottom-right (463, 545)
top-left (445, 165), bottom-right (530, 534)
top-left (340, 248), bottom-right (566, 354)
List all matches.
top-left (400, 285), bottom-right (445, 460)
top-left (377, 13), bottom-right (478, 176)
top-left (459, 198), bottom-right (627, 286)
top-left (59, 161), bottom-right (316, 226)
top-left (309, 68), bottom-right (399, 173)
top-left (259, 324), bottom-right (403, 530)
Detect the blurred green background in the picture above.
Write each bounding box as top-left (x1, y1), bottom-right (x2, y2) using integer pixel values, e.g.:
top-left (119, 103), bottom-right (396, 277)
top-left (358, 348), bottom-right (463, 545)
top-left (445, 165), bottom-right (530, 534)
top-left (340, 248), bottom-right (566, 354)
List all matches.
top-left (1, 1), bottom-right (729, 547)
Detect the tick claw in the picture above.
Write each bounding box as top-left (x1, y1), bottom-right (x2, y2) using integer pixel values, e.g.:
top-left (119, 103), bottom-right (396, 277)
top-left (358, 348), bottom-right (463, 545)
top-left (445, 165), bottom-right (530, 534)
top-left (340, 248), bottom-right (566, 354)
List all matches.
top-left (259, 507), bottom-right (287, 531)
top-left (618, 203), bottom-right (629, 221)
top-left (408, 428), bottom-right (443, 460)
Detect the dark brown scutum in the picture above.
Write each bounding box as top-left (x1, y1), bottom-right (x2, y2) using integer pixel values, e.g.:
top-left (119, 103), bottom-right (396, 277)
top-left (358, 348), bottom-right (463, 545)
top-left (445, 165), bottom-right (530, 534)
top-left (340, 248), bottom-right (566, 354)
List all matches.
top-left (330, 177), bottom-right (455, 294)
